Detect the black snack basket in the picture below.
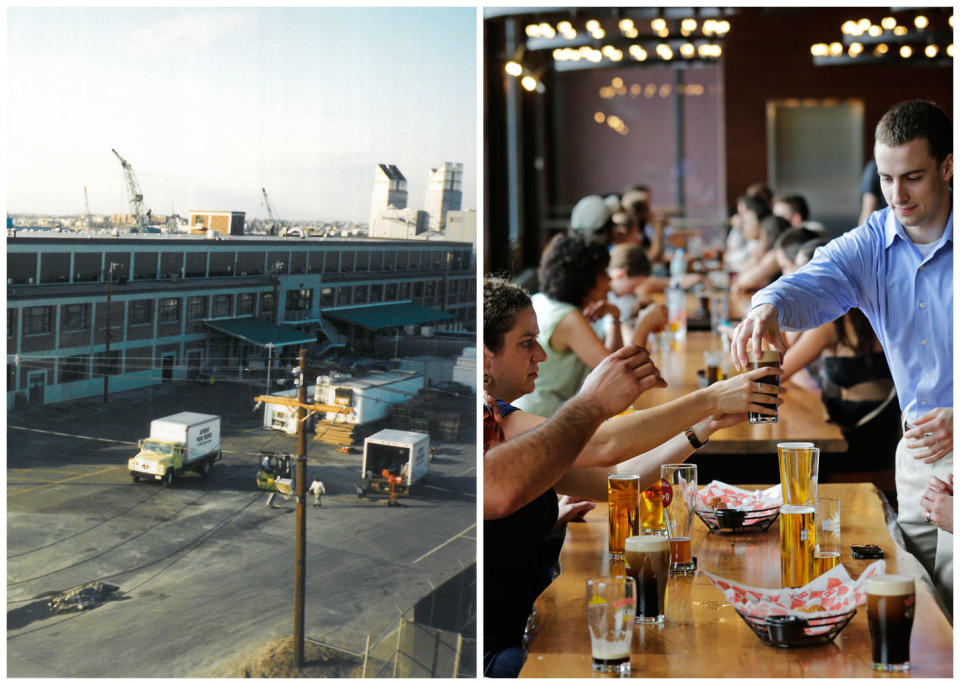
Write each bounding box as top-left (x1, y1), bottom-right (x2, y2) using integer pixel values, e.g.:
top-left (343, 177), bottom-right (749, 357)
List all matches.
top-left (736, 609), bottom-right (857, 648)
top-left (695, 504), bottom-right (780, 534)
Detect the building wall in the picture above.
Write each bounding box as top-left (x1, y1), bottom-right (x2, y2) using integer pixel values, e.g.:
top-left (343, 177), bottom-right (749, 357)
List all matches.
top-left (7, 236), bottom-right (475, 407)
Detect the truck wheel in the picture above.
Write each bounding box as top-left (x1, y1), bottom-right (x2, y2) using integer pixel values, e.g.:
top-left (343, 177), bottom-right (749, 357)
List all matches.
top-left (163, 470), bottom-right (174, 487)
top-left (199, 460), bottom-right (211, 477)
top-left (131, 474), bottom-right (139, 483)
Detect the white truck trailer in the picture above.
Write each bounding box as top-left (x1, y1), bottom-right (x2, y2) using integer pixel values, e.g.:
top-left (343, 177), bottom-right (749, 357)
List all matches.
top-left (128, 412), bottom-right (222, 486)
top-left (359, 429), bottom-right (430, 497)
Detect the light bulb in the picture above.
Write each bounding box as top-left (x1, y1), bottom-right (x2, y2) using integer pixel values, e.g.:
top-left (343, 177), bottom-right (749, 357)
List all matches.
top-left (829, 42), bottom-right (843, 56)
top-left (525, 24), bottom-right (540, 38)
top-left (924, 44), bottom-right (938, 58)
top-left (651, 18), bottom-right (667, 32)
top-left (505, 61), bottom-right (523, 77)
top-left (881, 17), bottom-right (896, 30)
top-left (680, 43), bottom-right (695, 58)
top-left (868, 25), bottom-right (882, 37)
top-left (914, 15), bottom-right (928, 29)
top-left (521, 75), bottom-right (537, 91)
top-left (594, 112), bottom-right (606, 124)
top-left (899, 45), bottom-right (913, 58)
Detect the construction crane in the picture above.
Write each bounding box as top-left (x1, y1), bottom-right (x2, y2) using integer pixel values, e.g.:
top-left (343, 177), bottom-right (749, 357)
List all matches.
top-left (261, 187), bottom-right (285, 235)
top-left (111, 148), bottom-right (146, 231)
top-left (83, 185), bottom-right (93, 230)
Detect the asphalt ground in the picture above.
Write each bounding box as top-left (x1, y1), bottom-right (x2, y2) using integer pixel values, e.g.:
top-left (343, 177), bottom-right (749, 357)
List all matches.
top-left (6, 379), bottom-right (477, 677)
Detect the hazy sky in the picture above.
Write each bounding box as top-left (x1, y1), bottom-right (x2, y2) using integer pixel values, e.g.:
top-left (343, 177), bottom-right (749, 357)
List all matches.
top-left (7, 7), bottom-right (477, 223)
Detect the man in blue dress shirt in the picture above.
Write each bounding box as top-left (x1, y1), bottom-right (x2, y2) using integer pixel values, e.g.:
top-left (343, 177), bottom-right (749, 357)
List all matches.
top-left (731, 100), bottom-right (953, 607)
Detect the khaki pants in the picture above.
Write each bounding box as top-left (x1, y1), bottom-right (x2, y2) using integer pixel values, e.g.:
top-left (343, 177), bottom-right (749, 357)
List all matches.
top-left (895, 434), bottom-right (952, 608)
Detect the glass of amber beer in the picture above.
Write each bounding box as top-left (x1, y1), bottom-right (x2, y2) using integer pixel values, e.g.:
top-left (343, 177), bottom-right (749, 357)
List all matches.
top-left (661, 464), bottom-right (697, 574)
top-left (624, 535), bottom-right (670, 623)
top-left (608, 475), bottom-right (640, 559)
top-left (866, 575), bottom-right (915, 671)
top-left (780, 502), bottom-right (815, 588)
top-left (586, 575), bottom-right (636, 675)
top-left (813, 498), bottom-right (841, 576)
top-left (748, 350), bottom-right (781, 423)
top-left (640, 480), bottom-right (667, 534)
top-left (777, 442), bottom-right (819, 506)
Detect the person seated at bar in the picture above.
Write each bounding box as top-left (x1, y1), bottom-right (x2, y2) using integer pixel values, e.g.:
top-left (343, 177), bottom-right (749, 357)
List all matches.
top-left (732, 213), bottom-right (790, 293)
top-left (514, 235), bottom-right (661, 416)
top-left (772, 193), bottom-right (826, 233)
top-left (620, 186), bottom-right (666, 261)
top-left (781, 308), bottom-right (900, 499)
top-left (483, 277), bottom-right (783, 677)
top-left (724, 194), bottom-right (769, 273)
top-left (772, 226), bottom-right (826, 277)
top-left (605, 244), bottom-right (666, 342)
top-left (732, 99), bottom-right (953, 608)
top-left (569, 193), bottom-right (621, 246)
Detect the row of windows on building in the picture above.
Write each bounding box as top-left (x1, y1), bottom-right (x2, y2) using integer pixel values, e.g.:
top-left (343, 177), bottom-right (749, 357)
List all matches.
top-left (11, 278), bottom-right (476, 337)
top-left (10, 347), bottom-right (183, 388)
top-left (8, 246), bottom-right (474, 285)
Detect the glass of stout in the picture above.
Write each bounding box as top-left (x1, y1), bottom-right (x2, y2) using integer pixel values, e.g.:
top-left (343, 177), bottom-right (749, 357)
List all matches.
top-left (866, 575), bottom-right (916, 672)
top-left (624, 535), bottom-right (670, 623)
top-left (748, 349), bottom-right (781, 424)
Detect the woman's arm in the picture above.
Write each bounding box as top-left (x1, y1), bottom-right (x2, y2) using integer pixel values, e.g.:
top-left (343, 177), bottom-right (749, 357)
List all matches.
top-left (732, 250), bottom-right (780, 293)
top-left (781, 322), bottom-right (835, 382)
top-left (551, 309), bottom-right (619, 368)
top-left (555, 412), bottom-right (749, 500)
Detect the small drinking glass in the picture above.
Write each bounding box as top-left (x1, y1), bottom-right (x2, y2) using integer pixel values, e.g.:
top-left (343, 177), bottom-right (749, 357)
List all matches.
top-left (661, 463), bottom-right (697, 575)
top-left (586, 576), bottom-right (636, 675)
top-left (813, 497), bottom-right (841, 576)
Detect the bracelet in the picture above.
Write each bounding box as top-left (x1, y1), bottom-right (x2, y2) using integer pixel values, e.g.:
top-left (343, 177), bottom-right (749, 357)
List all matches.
top-left (684, 427), bottom-right (709, 450)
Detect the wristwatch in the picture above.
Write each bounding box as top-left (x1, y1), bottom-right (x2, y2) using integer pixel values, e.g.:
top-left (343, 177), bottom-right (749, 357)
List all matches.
top-left (684, 427), bottom-right (709, 450)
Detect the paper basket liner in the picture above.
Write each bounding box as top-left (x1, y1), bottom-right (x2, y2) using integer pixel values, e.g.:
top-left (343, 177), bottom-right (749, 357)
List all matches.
top-left (702, 559), bottom-right (887, 622)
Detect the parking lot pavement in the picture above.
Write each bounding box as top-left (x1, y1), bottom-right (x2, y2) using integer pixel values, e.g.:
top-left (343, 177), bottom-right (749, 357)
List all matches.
top-left (7, 378), bottom-right (477, 677)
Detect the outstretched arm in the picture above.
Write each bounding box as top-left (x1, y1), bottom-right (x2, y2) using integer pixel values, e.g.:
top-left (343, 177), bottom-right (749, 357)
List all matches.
top-left (484, 346), bottom-right (663, 520)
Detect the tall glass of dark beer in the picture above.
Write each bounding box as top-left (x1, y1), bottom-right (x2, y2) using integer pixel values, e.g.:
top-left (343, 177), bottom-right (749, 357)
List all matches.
top-left (748, 350), bottom-right (780, 424)
top-left (624, 535), bottom-right (670, 623)
top-left (866, 575), bottom-right (915, 671)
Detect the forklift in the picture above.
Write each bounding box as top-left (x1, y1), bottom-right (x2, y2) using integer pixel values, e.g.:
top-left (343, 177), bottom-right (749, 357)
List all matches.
top-left (256, 451), bottom-right (294, 492)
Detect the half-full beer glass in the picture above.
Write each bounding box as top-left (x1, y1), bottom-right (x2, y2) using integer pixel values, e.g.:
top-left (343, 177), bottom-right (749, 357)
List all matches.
top-left (661, 464), bottom-right (697, 574)
top-left (777, 442), bottom-right (819, 506)
top-left (780, 503), bottom-right (815, 588)
top-left (586, 575), bottom-right (636, 675)
top-left (866, 575), bottom-right (915, 671)
top-left (813, 497), bottom-right (841, 576)
top-left (748, 350), bottom-right (780, 423)
top-left (624, 535), bottom-right (670, 623)
top-left (608, 475), bottom-right (640, 559)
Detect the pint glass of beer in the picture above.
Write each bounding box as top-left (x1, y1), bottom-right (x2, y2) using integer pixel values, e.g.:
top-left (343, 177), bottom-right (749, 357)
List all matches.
top-left (866, 575), bottom-right (916, 671)
top-left (780, 503), bottom-right (815, 588)
top-left (748, 350), bottom-right (781, 423)
top-left (586, 575), bottom-right (636, 675)
top-left (777, 442), bottom-right (819, 506)
top-left (661, 464), bottom-right (697, 574)
top-left (625, 535), bottom-right (670, 623)
top-left (813, 498), bottom-right (841, 576)
top-left (608, 475), bottom-right (640, 559)
top-left (640, 481), bottom-right (667, 534)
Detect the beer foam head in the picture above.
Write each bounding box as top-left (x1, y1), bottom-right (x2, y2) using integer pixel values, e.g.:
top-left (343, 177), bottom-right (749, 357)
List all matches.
top-left (779, 504), bottom-right (815, 515)
top-left (866, 574), bottom-right (915, 596)
top-left (747, 349), bottom-right (780, 364)
top-left (625, 535), bottom-right (670, 552)
top-left (778, 441), bottom-right (815, 450)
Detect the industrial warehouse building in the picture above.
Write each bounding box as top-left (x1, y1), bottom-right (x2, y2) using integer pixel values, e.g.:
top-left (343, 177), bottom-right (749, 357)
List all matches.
top-left (7, 233), bottom-right (476, 407)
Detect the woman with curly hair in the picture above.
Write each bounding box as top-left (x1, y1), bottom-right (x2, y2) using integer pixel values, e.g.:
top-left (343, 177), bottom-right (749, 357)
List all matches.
top-left (514, 234), bottom-right (665, 416)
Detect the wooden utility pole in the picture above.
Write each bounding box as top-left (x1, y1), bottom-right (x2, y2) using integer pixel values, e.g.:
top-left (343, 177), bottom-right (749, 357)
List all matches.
top-left (293, 349), bottom-right (307, 668)
top-left (253, 350), bottom-right (351, 671)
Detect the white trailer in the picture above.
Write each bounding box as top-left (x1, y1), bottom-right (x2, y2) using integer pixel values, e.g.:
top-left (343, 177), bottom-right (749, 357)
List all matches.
top-left (360, 429), bottom-right (430, 497)
top-left (314, 371), bottom-right (423, 425)
top-left (262, 385), bottom-right (317, 434)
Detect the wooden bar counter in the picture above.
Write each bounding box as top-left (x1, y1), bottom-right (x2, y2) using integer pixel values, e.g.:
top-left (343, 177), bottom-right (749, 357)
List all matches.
top-left (635, 330), bottom-right (847, 454)
top-left (520, 483), bottom-right (952, 678)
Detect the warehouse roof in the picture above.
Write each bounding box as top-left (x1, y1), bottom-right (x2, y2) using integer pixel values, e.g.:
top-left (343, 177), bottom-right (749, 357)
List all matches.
top-left (322, 302), bottom-right (454, 331)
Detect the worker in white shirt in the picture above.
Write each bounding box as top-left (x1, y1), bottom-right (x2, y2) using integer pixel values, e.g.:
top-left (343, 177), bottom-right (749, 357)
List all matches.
top-left (309, 479), bottom-right (326, 507)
